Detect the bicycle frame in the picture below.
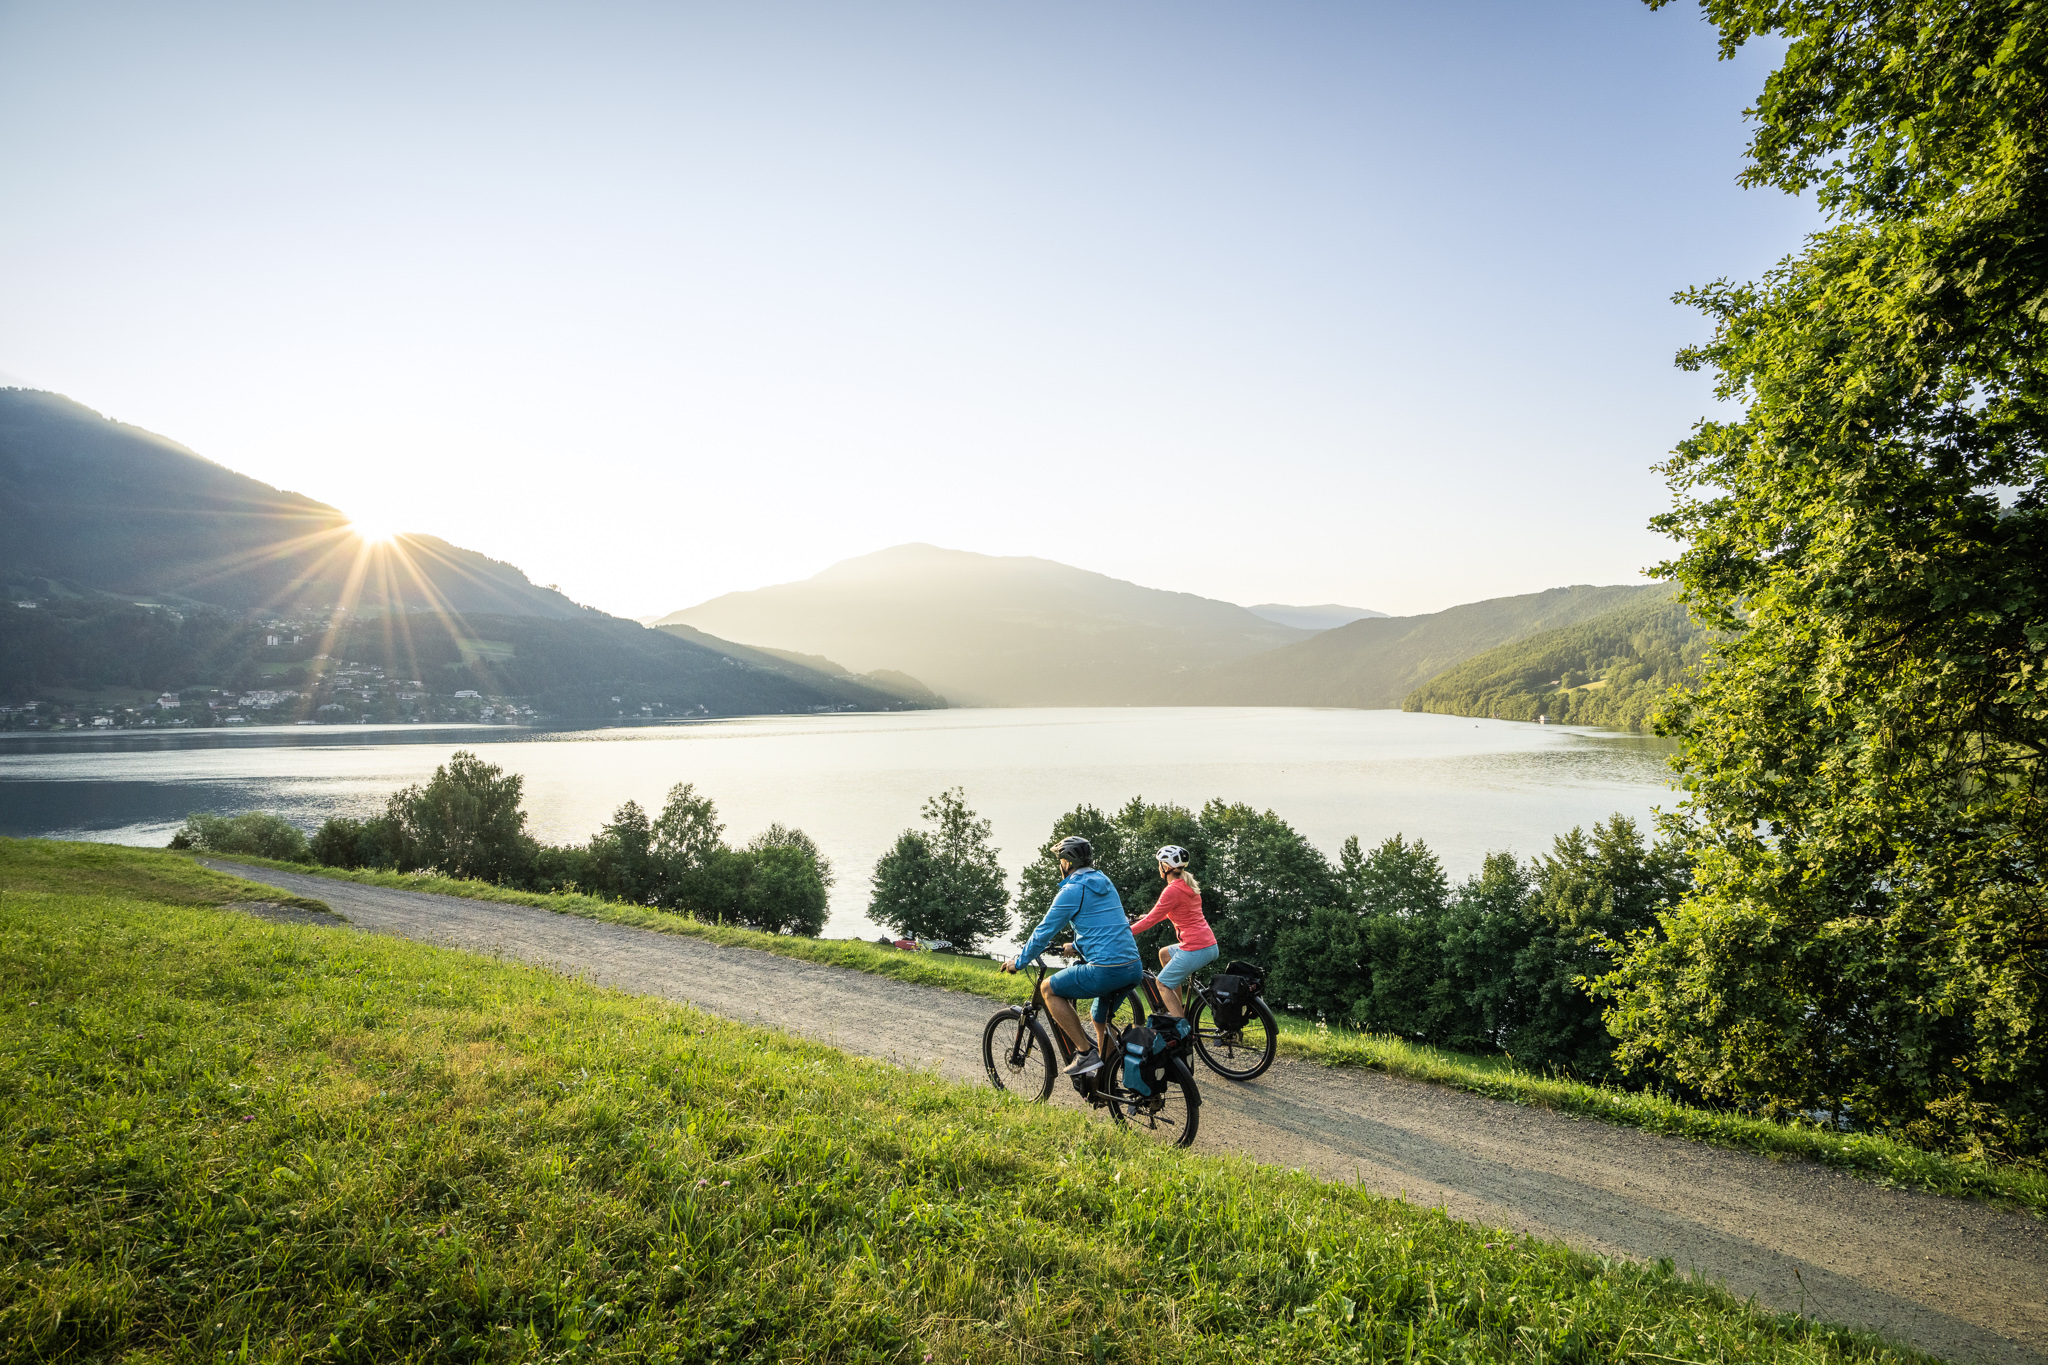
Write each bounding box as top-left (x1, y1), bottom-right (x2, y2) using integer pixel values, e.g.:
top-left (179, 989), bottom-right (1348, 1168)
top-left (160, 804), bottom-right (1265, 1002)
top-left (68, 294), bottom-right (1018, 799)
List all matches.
top-left (1011, 955), bottom-right (1128, 1102)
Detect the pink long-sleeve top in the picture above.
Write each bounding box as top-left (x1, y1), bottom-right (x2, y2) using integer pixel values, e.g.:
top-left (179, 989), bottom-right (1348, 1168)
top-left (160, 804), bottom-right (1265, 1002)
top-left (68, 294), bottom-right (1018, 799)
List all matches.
top-left (1129, 877), bottom-right (1217, 951)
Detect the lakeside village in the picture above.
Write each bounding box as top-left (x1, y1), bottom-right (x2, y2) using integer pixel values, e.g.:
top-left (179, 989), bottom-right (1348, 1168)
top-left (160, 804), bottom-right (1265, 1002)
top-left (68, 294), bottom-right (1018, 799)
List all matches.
top-left (0, 606), bottom-right (546, 732)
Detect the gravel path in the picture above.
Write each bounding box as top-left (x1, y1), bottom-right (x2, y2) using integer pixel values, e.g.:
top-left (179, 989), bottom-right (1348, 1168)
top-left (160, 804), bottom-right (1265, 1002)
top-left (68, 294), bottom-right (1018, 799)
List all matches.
top-left (206, 862), bottom-right (2047, 1365)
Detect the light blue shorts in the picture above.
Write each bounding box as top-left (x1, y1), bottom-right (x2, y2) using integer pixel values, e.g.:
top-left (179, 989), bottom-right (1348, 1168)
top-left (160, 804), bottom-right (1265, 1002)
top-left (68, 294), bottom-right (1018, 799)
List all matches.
top-left (1158, 942), bottom-right (1219, 990)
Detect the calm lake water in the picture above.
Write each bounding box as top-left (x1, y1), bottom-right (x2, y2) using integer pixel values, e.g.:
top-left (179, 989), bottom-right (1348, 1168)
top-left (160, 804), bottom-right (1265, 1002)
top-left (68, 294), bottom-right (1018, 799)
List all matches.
top-left (0, 708), bottom-right (1679, 941)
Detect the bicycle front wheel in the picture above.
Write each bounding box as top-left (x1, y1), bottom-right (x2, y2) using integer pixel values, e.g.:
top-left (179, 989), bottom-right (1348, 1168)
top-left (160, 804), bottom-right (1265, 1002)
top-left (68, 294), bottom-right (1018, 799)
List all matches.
top-left (1108, 1064), bottom-right (1200, 1148)
top-left (982, 1007), bottom-right (1055, 1101)
top-left (1190, 995), bottom-right (1277, 1081)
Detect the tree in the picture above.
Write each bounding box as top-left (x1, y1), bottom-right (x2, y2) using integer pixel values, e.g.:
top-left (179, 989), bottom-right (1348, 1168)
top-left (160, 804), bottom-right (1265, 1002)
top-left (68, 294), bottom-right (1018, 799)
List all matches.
top-left (1438, 852), bottom-right (1540, 1054)
top-left (1198, 799), bottom-right (1343, 963)
top-left (1619, 2), bottom-right (2048, 1156)
top-left (650, 782), bottom-right (724, 908)
top-left (740, 843), bottom-right (830, 936)
top-left (586, 800), bottom-right (656, 904)
top-left (747, 823), bottom-right (835, 892)
top-left (868, 788), bottom-right (1010, 950)
top-left (1350, 836), bottom-right (1456, 1040)
top-left (681, 845), bottom-right (829, 936)
top-left (386, 750), bottom-right (535, 882)
top-left (1514, 819), bottom-right (1688, 1078)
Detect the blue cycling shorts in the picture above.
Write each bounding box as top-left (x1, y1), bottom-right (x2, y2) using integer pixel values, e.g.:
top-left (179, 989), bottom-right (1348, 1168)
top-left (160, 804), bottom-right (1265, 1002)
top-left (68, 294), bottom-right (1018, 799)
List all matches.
top-left (1047, 959), bottom-right (1143, 1023)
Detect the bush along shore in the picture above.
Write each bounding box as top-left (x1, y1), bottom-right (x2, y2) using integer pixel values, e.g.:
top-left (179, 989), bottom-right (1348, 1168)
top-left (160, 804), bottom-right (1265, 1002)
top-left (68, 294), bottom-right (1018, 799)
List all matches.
top-left (0, 841), bottom-right (1941, 1364)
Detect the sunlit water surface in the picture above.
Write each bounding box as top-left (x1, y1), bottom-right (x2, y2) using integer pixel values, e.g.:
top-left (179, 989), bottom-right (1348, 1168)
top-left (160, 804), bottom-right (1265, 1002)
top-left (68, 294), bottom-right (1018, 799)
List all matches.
top-left (0, 708), bottom-right (1678, 941)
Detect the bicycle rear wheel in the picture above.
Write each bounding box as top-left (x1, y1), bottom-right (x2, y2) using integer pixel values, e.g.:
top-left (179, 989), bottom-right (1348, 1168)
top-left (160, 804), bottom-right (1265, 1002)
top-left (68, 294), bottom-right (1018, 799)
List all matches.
top-left (982, 1007), bottom-right (1055, 1101)
top-left (1190, 996), bottom-right (1277, 1081)
top-left (1108, 1065), bottom-right (1200, 1148)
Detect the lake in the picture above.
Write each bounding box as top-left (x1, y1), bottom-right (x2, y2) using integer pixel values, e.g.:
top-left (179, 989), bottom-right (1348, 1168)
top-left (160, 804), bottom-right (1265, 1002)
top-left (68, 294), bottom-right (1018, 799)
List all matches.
top-left (0, 707), bottom-right (1679, 941)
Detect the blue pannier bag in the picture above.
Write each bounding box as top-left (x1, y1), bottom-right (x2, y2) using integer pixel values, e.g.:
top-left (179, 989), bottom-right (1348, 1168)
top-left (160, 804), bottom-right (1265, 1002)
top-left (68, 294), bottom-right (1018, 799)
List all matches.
top-left (1121, 1019), bottom-right (1185, 1096)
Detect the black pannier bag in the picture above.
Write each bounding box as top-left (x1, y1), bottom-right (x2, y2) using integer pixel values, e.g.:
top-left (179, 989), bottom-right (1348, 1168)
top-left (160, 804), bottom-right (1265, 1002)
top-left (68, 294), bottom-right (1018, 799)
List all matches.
top-left (1209, 960), bottom-right (1266, 1032)
top-left (1208, 975), bottom-right (1246, 1031)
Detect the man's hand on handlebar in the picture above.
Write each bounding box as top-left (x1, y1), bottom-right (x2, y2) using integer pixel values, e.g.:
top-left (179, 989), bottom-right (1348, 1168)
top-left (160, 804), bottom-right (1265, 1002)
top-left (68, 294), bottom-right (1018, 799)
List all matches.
top-left (1000, 959), bottom-right (1017, 974)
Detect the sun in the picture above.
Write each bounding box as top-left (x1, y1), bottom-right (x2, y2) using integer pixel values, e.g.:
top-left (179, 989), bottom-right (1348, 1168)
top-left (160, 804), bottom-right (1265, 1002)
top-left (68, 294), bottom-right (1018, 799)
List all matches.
top-left (347, 515), bottom-right (400, 545)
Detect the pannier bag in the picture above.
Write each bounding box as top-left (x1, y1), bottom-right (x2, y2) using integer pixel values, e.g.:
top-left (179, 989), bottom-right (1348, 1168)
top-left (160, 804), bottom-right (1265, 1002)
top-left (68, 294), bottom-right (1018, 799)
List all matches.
top-left (1208, 975), bottom-right (1246, 1031)
top-left (1208, 960), bottom-right (1265, 1032)
top-left (1120, 1023), bottom-right (1183, 1097)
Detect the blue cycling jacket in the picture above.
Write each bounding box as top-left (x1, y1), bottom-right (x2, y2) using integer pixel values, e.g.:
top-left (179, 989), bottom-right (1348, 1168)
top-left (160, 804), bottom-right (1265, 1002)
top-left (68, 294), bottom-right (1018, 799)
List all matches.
top-left (1013, 868), bottom-right (1140, 969)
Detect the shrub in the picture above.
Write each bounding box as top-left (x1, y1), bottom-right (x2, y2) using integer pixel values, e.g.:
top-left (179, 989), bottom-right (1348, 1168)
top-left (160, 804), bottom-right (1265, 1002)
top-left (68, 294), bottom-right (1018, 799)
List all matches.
top-left (677, 846), bottom-right (828, 936)
top-left (167, 811), bottom-right (311, 862)
top-left (309, 814), bottom-right (399, 869)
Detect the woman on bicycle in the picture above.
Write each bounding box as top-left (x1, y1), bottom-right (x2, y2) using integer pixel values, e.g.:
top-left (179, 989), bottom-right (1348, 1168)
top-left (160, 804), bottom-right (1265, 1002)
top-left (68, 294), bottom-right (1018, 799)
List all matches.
top-left (1127, 845), bottom-right (1217, 1017)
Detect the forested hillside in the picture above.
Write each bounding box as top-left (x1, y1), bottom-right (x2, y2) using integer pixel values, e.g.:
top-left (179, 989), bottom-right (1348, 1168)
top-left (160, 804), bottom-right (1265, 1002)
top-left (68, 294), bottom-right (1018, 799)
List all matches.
top-left (1177, 583), bottom-right (1669, 708)
top-left (1402, 590), bottom-right (1715, 730)
top-left (0, 389), bottom-right (584, 618)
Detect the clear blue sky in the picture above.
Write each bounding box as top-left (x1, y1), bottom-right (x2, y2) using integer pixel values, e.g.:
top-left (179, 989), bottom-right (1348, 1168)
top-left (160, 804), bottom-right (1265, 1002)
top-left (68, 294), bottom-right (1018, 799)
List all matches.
top-left (0, 1), bottom-right (1813, 618)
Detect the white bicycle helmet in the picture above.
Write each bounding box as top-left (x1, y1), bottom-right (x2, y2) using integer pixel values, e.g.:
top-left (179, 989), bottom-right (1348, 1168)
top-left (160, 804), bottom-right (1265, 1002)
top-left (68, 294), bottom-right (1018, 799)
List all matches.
top-left (1155, 845), bottom-right (1191, 869)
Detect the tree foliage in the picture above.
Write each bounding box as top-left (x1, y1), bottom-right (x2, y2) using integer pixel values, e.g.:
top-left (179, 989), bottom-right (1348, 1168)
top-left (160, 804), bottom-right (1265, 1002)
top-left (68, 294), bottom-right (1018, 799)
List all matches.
top-left (1616, 1), bottom-right (2048, 1157)
top-left (387, 751), bottom-right (536, 883)
top-left (168, 810), bottom-right (311, 863)
top-left (1259, 818), bottom-right (1688, 1078)
top-left (302, 766), bottom-right (830, 936)
top-left (867, 789), bottom-right (1010, 949)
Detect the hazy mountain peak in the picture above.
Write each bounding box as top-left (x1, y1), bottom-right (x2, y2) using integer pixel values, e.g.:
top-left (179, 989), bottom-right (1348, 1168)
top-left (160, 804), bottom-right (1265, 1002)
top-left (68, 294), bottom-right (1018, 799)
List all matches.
top-left (1248, 603), bottom-right (1389, 631)
top-left (655, 544), bottom-right (1311, 706)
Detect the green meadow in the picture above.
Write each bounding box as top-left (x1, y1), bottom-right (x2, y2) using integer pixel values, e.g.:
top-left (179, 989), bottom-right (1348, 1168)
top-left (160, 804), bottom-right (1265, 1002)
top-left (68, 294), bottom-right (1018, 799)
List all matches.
top-left (0, 837), bottom-right (1939, 1363)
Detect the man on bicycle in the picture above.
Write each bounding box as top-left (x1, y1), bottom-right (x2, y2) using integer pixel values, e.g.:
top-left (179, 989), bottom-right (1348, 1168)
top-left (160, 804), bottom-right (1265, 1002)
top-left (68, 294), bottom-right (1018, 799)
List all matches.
top-left (1003, 835), bottom-right (1142, 1077)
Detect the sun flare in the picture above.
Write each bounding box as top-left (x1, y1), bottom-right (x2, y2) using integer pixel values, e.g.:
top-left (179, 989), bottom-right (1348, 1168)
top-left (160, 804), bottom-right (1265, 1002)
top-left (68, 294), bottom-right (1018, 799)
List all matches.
top-left (347, 516), bottom-right (399, 545)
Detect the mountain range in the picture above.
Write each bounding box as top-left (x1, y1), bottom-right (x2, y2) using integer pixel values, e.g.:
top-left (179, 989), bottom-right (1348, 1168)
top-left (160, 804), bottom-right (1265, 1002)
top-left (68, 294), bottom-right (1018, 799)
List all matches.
top-left (5, 387), bottom-right (1687, 724)
top-left (653, 547), bottom-right (1671, 711)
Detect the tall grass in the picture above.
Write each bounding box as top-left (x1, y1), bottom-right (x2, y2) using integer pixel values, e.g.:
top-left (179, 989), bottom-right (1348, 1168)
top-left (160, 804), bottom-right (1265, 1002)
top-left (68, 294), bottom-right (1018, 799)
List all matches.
top-left (1, 865), bottom-right (1933, 1363)
top-left (193, 849), bottom-right (2048, 1215)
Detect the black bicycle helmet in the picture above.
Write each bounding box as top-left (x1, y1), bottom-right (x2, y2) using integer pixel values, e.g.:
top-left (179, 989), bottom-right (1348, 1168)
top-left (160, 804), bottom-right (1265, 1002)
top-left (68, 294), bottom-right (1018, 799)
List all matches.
top-left (1055, 835), bottom-right (1094, 866)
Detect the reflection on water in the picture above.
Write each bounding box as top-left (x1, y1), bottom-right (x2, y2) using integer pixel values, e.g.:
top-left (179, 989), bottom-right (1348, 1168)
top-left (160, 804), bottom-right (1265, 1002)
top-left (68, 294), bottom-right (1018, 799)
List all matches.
top-left (0, 708), bottom-right (1679, 939)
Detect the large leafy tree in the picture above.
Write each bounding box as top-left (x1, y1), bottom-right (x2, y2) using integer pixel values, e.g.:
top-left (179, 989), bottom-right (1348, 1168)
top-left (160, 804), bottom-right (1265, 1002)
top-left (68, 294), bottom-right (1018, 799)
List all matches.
top-left (867, 788), bottom-right (1011, 950)
top-left (1198, 799), bottom-right (1344, 963)
top-left (387, 750), bottom-right (536, 882)
top-left (1611, 2), bottom-right (2048, 1157)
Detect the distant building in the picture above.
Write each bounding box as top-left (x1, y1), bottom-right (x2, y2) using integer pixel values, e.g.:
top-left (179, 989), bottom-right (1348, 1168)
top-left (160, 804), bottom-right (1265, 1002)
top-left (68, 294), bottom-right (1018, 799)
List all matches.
top-left (454, 689), bottom-right (480, 699)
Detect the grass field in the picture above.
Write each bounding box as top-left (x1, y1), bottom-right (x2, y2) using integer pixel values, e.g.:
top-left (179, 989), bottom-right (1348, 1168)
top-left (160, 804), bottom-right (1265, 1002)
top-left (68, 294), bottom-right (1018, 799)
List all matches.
top-left (0, 841), bottom-right (1934, 1365)
top-left (196, 851), bottom-right (2048, 1215)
